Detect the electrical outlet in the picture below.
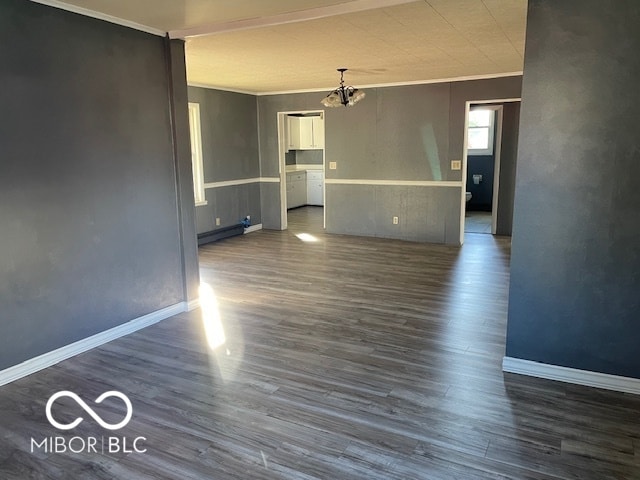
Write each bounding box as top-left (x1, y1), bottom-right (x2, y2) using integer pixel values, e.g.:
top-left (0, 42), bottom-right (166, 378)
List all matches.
top-left (215, 217), bottom-right (221, 226)
top-left (329, 162), bottom-right (337, 170)
top-left (393, 216), bottom-right (399, 225)
top-left (451, 160), bottom-right (462, 170)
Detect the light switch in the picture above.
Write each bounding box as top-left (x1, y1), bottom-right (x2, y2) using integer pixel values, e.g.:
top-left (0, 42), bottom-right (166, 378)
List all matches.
top-left (451, 160), bottom-right (461, 170)
top-left (329, 162), bottom-right (337, 170)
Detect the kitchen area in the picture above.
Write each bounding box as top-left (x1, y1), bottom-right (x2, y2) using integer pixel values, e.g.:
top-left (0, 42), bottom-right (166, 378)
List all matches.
top-left (284, 113), bottom-right (325, 213)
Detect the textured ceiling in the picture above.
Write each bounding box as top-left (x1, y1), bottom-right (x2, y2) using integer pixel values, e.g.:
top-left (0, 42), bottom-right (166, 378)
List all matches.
top-left (48, 0), bottom-right (528, 93)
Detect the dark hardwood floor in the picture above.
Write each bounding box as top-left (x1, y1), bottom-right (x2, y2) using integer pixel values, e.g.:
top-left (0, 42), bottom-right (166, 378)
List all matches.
top-left (1, 206), bottom-right (639, 479)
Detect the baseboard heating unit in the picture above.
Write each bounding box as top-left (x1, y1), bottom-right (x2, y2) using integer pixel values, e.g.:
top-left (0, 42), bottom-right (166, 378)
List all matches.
top-left (197, 224), bottom-right (244, 246)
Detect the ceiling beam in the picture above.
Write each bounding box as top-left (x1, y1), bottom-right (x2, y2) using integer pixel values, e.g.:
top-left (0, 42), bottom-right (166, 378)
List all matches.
top-left (169, 0), bottom-right (421, 39)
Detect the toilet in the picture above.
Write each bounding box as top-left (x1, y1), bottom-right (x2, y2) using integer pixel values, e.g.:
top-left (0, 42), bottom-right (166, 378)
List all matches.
top-left (465, 192), bottom-right (472, 202)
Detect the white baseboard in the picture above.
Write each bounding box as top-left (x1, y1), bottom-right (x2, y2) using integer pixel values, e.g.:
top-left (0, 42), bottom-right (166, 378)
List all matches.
top-left (502, 357), bottom-right (640, 395)
top-left (186, 298), bottom-right (201, 311)
top-left (0, 302), bottom-right (189, 387)
top-left (244, 223), bottom-right (263, 234)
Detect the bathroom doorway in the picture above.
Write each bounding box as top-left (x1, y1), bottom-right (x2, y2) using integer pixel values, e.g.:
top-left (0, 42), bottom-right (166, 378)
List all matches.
top-left (460, 99), bottom-right (521, 243)
top-left (465, 105), bottom-right (501, 234)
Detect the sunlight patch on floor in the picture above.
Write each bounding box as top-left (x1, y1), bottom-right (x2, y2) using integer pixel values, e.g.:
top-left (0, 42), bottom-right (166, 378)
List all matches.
top-left (295, 232), bottom-right (319, 243)
top-left (199, 283), bottom-right (226, 350)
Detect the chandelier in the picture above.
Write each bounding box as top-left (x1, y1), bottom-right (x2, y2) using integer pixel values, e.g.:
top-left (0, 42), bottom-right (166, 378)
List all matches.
top-left (320, 68), bottom-right (366, 107)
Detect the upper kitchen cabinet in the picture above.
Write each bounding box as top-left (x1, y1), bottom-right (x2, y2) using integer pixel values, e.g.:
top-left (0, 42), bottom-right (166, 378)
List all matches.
top-left (287, 114), bottom-right (324, 150)
top-left (286, 116), bottom-right (299, 151)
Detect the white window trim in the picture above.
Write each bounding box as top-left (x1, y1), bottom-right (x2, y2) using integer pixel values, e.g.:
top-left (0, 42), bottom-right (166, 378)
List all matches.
top-left (188, 102), bottom-right (207, 206)
top-left (467, 108), bottom-right (495, 156)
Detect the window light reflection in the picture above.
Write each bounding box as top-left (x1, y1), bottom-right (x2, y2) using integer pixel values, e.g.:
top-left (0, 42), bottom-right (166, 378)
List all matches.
top-left (199, 283), bottom-right (226, 350)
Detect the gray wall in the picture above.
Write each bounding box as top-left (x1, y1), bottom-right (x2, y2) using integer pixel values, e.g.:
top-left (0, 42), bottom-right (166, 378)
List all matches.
top-left (466, 155), bottom-right (495, 211)
top-left (258, 78), bottom-right (522, 243)
top-left (495, 102), bottom-right (520, 236)
top-left (506, 0), bottom-right (640, 378)
top-left (0, 1), bottom-right (198, 370)
top-left (168, 39), bottom-right (200, 305)
top-left (188, 87), bottom-right (261, 232)
top-left (450, 77), bottom-right (522, 163)
top-left (329, 85), bottom-right (451, 181)
top-left (285, 151), bottom-right (296, 166)
top-left (291, 150), bottom-right (323, 165)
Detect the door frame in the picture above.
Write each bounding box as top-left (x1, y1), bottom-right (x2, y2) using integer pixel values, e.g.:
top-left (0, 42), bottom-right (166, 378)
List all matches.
top-left (460, 98), bottom-right (521, 244)
top-left (276, 110), bottom-right (326, 230)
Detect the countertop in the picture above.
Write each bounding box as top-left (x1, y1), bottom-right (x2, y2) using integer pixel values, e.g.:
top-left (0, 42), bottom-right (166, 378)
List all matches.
top-left (286, 164), bottom-right (323, 173)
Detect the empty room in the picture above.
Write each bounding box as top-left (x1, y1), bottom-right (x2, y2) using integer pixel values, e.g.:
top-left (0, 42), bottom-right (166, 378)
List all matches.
top-left (1, 0), bottom-right (639, 479)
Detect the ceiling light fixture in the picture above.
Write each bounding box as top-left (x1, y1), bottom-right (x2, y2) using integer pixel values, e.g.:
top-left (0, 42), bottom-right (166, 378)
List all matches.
top-left (320, 68), bottom-right (366, 108)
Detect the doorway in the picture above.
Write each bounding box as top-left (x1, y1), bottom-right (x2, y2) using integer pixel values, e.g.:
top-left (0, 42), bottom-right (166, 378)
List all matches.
top-left (465, 105), bottom-right (502, 235)
top-left (460, 99), bottom-right (521, 243)
top-left (276, 111), bottom-right (326, 232)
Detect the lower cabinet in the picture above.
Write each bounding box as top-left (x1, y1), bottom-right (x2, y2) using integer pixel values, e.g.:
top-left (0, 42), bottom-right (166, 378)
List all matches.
top-left (286, 170), bottom-right (324, 208)
top-left (306, 171), bottom-right (324, 206)
top-left (286, 172), bottom-right (307, 209)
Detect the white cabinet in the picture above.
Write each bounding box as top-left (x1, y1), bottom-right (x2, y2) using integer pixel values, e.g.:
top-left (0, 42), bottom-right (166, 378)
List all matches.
top-left (298, 117), bottom-right (313, 149)
top-left (310, 116), bottom-right (324, 149)
top-left (287, 116), bottom-right (300, 150)
top-left (306, 170), bottom-right (324, 206)
top-left (286, 170), bottom-right (324, 208)
top-left (286, 115), bottom-right (324, 150)
top-left (286, 172), bottom-right (307, 209)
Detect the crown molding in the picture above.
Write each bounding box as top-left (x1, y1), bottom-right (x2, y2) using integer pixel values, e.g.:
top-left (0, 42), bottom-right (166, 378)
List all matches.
top-left (256, 72), bottom-right (524, 96)
top-left (189, 72), bottom-right (523, 97)
top-left (29, 0), bottom-right (165, 36)
top-left (187, 82), bottom-right (258, 96)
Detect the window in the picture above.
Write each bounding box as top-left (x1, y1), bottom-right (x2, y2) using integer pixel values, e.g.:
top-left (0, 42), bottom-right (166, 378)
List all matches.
top-left (188, 102), bottom-right (207, 206)
top-left (467, 109), bottom-right (495, 155)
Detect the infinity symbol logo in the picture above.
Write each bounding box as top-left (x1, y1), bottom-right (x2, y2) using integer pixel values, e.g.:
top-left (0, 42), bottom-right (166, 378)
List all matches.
top-left (46, 391), bottom-right (133, 431)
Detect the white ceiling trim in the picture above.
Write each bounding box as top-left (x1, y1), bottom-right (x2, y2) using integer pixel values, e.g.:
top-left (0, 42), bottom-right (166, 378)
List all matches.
top-left (29, 0), bottom-right (166, 37)
top-left (169, 0), bottom-right (420, 39)
top-left (187, 82), bottom-right (258, 96)
top-left (188, 71), bottom-right (522, 96)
